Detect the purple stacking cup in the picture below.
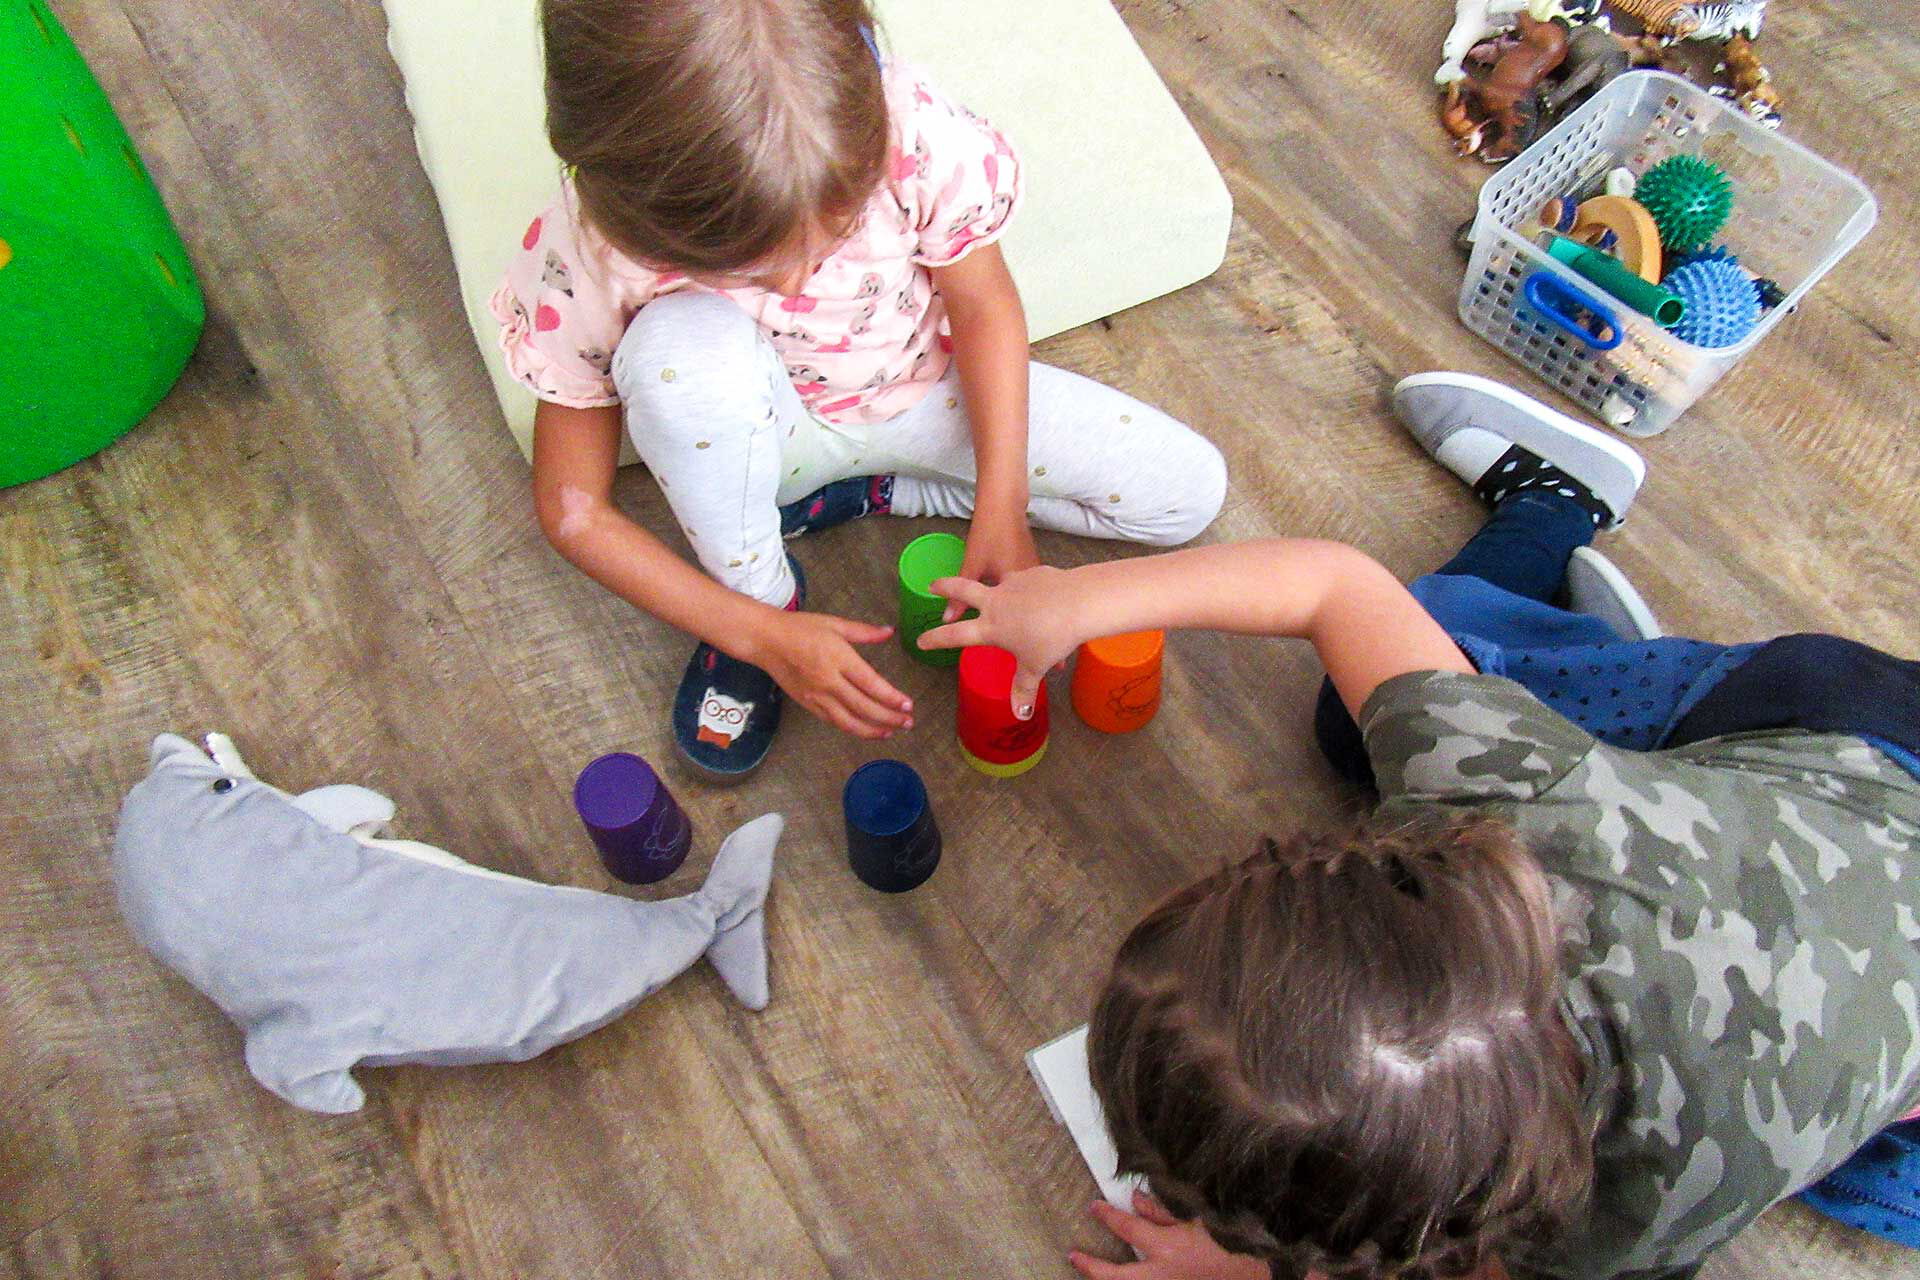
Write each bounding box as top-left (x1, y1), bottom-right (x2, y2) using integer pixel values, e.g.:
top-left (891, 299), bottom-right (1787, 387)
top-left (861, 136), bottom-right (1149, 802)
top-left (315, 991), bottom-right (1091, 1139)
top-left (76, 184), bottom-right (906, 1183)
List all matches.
top-left (573, 752), bottom-right (693, 884)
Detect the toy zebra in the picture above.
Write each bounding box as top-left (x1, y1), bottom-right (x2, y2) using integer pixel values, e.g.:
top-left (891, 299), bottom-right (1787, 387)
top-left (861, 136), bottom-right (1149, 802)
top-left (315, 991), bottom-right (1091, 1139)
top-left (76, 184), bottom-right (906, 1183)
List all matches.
top-left (1681, 1), bottom-right (1768, 41)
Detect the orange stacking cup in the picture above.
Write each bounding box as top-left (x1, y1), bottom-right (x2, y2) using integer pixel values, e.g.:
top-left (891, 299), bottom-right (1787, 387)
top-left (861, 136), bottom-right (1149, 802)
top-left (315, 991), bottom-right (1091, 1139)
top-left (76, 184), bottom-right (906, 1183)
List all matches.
top-left (1071, 630), bottom-right (1165, 734)
top-left (957, 645), bottom-right (1049, 778)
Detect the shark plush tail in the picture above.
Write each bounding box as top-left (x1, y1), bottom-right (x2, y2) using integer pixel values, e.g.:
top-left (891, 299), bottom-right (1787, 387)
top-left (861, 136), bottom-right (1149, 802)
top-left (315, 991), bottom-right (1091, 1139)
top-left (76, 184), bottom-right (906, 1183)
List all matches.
top-left (693, 813), bottom-right (781, 1010)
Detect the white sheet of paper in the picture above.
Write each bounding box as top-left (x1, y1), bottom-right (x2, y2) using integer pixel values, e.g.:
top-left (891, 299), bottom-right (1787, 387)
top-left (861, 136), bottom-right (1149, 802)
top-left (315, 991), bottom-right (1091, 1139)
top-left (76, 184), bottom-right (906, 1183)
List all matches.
top-left (1027, 1024), bottom-right (1146, 1210)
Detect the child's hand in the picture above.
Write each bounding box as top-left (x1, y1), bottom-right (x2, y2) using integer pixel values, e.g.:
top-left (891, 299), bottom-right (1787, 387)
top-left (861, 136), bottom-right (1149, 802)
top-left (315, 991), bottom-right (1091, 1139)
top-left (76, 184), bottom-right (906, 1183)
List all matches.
top-left (946, 514), bottom-right (1040, 622)
top-left (916, 566), bottom-right (1077, 719)
top-left (755, 611), bottom-right (915, 740)
top-left (1068, 1193), bottom-right (1271, 1280)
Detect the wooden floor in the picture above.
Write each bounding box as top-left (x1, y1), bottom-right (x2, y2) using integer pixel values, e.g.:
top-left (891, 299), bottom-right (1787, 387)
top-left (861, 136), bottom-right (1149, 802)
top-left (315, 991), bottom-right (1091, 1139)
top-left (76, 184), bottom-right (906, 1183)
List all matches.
top-left (5, 2), bottom-right (1918, 1277)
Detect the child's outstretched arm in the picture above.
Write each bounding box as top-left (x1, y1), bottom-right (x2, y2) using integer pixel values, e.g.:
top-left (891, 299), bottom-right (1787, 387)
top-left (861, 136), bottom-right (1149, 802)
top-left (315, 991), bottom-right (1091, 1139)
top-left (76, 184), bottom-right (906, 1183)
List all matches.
top-left (532, 400), bottom-right (914, 739)
top-left (918, 539), bottom-right (1471, 719)
top-left (932, 243), bottom-right (1040, 618)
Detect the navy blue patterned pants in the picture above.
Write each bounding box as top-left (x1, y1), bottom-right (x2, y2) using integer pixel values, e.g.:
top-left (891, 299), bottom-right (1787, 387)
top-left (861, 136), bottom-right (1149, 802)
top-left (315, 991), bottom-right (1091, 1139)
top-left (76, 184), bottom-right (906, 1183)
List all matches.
top-left (1315, 494), bottom-right (1920, 786)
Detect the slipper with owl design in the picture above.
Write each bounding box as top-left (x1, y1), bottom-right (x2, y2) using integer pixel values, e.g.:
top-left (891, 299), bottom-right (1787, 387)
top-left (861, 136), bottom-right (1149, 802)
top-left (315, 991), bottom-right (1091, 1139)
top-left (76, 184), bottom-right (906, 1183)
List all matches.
top-left (672, 558), bottom-right (807, 783)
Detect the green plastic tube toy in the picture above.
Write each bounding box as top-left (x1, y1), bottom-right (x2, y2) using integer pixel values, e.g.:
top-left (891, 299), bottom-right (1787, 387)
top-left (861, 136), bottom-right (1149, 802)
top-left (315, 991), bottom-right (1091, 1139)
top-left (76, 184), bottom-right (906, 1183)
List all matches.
top-left (1547, 235), bottom-right (1685, 329)
top-left (1, 2), bottom-right (205, 488)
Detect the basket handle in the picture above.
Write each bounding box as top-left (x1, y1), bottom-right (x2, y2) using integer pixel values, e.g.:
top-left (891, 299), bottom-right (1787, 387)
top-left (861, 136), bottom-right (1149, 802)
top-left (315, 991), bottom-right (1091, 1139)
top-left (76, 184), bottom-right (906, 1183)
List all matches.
top-left (1523, 271), bottom-right (1623, 351)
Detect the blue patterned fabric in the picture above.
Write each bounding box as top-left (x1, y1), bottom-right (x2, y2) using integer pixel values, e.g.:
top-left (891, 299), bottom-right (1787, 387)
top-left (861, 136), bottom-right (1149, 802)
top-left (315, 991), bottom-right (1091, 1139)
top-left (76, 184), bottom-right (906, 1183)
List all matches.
top-left (1411, 574), bottom-right (1761, 752)
top-left (1800, 1121), bottom-right (1920, 1248)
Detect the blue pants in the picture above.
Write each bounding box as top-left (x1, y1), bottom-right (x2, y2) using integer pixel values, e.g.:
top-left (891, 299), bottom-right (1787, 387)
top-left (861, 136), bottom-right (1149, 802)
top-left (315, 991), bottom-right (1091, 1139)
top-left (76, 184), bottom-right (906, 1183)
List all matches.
top-left (1314, 494), bottom-right (1920, 787)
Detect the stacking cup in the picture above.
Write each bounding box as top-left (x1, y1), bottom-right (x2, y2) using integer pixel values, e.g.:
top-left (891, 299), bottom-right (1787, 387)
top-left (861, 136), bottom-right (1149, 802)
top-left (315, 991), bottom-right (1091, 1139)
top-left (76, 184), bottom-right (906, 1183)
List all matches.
top-left (573, 752), bottom-right (693, 884)
top-left (843, 759), bottom-right (942, 892)
top-left (957, 645), bottom-right (1049, 778)
top-left (1071, 630), bottom-right (1165, 733)
top-left (897, 532), bottom-right (966, 667)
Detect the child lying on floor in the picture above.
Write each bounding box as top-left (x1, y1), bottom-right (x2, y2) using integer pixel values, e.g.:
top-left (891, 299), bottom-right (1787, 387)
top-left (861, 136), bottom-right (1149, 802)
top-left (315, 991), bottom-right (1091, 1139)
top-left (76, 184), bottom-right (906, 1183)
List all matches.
top-left (921, 373), bottom-right (1920, 1280)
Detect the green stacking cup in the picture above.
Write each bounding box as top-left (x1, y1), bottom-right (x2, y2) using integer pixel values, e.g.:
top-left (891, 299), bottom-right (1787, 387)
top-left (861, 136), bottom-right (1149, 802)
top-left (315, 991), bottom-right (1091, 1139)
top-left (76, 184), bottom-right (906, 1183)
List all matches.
top-left (897, 532), bottom-right (967, 667)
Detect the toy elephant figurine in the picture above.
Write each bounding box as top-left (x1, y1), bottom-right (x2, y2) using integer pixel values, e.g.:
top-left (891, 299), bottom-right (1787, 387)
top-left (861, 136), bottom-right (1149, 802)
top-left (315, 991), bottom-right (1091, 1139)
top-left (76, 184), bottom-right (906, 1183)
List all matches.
top-left (114, 733), bottom-right (779, 1113)
top-left (1539, 20), bottom-right (1632, 119)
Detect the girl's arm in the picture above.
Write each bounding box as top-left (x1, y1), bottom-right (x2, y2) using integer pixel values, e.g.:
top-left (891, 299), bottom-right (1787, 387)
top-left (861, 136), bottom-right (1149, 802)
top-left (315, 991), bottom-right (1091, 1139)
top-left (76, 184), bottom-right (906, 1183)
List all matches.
top-left (930, 243), bottom-right (1040, 620)
top-left (532, 400), bottom-right (914, 738)
top-left (917, 539), bottom-right (1471, 719)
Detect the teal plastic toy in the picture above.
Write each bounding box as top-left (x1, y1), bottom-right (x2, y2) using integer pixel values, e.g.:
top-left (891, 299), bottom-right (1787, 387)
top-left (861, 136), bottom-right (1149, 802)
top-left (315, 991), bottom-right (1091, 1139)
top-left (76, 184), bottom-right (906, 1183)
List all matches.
top-left (1546, 235), bottom-right (1686, 328)
top-left (1634, 155), bottom-right (1734, 254)
top-left (1, 1), bottom-right (204, 488)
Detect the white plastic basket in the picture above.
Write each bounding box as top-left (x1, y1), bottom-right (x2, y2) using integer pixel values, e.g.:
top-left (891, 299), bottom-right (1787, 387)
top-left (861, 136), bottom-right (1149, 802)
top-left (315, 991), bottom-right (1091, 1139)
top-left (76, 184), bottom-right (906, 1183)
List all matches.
top-left (1459, 71), bottom-right (1876, 436)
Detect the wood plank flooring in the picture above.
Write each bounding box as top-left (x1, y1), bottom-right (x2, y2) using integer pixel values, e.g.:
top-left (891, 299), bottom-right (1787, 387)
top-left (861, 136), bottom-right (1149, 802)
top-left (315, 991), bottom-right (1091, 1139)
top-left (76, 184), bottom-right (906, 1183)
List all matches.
top-left (3, 2), bottom-right (1916, 1277)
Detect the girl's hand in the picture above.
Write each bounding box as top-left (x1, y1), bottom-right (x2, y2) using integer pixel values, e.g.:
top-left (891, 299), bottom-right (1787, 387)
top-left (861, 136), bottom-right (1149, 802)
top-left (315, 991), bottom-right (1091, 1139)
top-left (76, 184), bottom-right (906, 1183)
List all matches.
top-left (753, 611), bottom-right (914, 740)
top-left (946, 512), bottom-right (1041, 622)
top-left (1068, 1193), bottom-right (1271, 1280)
top-left (916, 566), bottom-right (1078, 719)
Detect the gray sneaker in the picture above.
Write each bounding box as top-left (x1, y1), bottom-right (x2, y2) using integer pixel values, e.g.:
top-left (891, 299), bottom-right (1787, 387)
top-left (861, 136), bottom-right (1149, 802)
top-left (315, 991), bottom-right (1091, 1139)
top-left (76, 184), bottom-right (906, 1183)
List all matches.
top-left (1392, 372), bottom-right (1646, 528)
top-left (1565, 546), bottom-right (1663, 641)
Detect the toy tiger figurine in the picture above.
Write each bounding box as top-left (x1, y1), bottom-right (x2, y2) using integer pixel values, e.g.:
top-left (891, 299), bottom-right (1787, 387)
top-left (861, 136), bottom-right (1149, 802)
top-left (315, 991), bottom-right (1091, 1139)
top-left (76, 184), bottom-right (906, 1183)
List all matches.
top-left (1604, 0), bottom-right (1768, 42)
top-left (1604, 0), bottom-right (1700, 38)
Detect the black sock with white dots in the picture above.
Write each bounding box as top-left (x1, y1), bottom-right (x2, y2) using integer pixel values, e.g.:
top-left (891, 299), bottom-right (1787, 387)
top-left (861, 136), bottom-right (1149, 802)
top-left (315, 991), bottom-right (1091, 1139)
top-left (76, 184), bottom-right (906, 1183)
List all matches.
top-left (1472, 445), bottom-right (1615, 528)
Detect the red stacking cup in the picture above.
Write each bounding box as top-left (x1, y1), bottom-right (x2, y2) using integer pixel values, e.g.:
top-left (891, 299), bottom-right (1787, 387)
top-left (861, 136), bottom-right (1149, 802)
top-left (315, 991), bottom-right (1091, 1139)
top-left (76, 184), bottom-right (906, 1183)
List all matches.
top-left (957, 645), bottom-right (1048, 778)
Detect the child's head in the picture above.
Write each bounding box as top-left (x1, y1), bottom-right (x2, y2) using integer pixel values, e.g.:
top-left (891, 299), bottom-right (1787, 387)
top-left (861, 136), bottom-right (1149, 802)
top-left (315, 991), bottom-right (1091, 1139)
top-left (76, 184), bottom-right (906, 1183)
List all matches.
top-left (542, 0), bottom-right (887, 286)
top-left (1088, 814), bottom-right (1593, 1280)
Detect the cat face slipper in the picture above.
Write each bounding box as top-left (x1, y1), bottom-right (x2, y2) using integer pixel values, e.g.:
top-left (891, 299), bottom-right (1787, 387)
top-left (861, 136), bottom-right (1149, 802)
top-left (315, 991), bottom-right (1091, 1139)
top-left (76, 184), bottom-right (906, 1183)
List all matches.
top-left (671, 558), bottom-right (806, 782)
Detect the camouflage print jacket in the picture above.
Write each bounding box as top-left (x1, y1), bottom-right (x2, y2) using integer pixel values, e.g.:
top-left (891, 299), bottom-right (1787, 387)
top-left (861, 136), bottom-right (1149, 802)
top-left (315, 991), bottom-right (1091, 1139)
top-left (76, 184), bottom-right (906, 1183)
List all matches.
top-left (1360, 671), bottom-right (1920, 1280)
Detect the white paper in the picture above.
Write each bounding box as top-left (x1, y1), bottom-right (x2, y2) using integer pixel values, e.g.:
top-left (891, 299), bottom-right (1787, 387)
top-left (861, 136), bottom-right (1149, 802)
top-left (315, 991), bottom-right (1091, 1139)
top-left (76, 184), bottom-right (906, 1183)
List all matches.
top-left (1027, 1024), bottom-right (1146, 1210)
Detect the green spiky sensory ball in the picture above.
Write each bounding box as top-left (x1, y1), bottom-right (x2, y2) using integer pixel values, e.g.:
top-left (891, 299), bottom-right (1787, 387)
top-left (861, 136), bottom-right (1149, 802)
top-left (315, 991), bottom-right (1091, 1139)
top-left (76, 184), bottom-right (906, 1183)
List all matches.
top-left (1634, 155), bottom-right (1734, 254)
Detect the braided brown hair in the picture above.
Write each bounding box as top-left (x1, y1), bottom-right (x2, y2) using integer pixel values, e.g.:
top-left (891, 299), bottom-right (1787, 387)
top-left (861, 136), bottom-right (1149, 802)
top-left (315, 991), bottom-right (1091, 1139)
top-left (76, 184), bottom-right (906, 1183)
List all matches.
top-left (542, 0), bottom-right (889, 274)
top-left (1088, 813), bottom-right (1593, 1280)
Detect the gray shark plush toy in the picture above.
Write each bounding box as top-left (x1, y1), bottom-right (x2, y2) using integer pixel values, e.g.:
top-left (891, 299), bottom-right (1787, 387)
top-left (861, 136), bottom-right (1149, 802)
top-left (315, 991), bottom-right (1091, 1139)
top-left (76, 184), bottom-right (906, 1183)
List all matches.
top-left (114, 733), bottom-right (778, 1113)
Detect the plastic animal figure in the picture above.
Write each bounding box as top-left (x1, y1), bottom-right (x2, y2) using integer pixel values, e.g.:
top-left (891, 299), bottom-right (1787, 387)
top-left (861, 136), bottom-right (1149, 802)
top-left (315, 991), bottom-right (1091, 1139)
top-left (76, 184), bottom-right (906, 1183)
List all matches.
top-left (1436, 0), bottom-right (1579, 84)
top-left (1680, 1), bottom-right (1767, 41)
top-left (1461, 14), bottom-right (1569, 161)
top-left (1539, 21), bottom-right (1633, 118)
top-left (114, 733), bottom-right (780, 1112)
top-left (1440, 83), bottom-right (1485, 156)
top-left (1604, 0), bottom-right (1701, 39)
top-left (1713, 32), bottom-right (1782, 126)
top-left (1439, 0), bottom-right (1520, 86)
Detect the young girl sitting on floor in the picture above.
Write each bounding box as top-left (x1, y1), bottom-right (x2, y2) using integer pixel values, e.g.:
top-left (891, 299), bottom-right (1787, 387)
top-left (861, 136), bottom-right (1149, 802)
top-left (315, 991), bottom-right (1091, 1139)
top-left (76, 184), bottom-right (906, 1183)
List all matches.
top-left (493, 0), bottom-right (1226, 779)
top-left (921, 373), bottom-right (1920, 1280)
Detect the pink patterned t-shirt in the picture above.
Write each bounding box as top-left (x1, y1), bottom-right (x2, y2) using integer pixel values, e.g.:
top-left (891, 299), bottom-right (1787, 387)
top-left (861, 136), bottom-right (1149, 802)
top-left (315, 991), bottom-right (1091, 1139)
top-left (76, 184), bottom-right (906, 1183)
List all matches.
top-left (490, 60), bottom-right (1023, 426)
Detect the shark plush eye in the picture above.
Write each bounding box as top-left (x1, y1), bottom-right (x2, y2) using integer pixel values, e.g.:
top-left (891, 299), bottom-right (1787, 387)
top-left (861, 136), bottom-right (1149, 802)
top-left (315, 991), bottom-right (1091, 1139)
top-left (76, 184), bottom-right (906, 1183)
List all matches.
top-left (212, 778), bottom-right (235, 794)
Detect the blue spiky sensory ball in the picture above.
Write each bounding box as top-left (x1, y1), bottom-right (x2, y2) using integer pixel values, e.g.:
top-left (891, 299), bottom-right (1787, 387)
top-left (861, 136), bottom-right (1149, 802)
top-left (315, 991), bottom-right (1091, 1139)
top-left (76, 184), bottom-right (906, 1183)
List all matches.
top-left (1663, 255), bottom-right (1761, 348)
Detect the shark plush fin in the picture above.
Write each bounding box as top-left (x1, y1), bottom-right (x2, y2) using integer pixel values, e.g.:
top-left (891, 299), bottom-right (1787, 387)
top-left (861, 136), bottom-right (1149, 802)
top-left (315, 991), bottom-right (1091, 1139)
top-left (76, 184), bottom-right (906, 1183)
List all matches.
top-left (698, 814), bottom-right (781, 1010)
top-left (244, 1021), bottom-right (366, 1114)
top-left (706, 905), bottom-right (769, 1010)
top-left (292, 784), bottom-right (396, 838)
top-left (203, 732), bottom-right (256, 778)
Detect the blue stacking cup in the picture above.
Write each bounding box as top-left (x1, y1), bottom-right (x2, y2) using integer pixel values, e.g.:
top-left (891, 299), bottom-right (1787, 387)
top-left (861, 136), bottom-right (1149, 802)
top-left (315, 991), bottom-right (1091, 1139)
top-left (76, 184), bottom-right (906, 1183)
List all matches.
top-left (842, 759), bottom-right (941, 893)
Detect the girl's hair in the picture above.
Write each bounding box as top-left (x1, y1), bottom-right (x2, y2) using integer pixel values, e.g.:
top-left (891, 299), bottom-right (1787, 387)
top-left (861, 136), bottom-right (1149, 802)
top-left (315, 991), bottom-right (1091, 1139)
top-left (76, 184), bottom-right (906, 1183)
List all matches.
top-left (1088, 813), bottom-right (1594, 1280)
top-left (541, 0), bottom-right (889, 274)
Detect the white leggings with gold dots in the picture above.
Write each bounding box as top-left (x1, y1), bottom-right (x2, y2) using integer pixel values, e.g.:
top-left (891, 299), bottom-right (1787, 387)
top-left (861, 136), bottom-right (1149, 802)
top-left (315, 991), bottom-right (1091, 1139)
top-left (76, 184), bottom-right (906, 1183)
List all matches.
top-left (611, 291), bottom-right (1227, 607)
